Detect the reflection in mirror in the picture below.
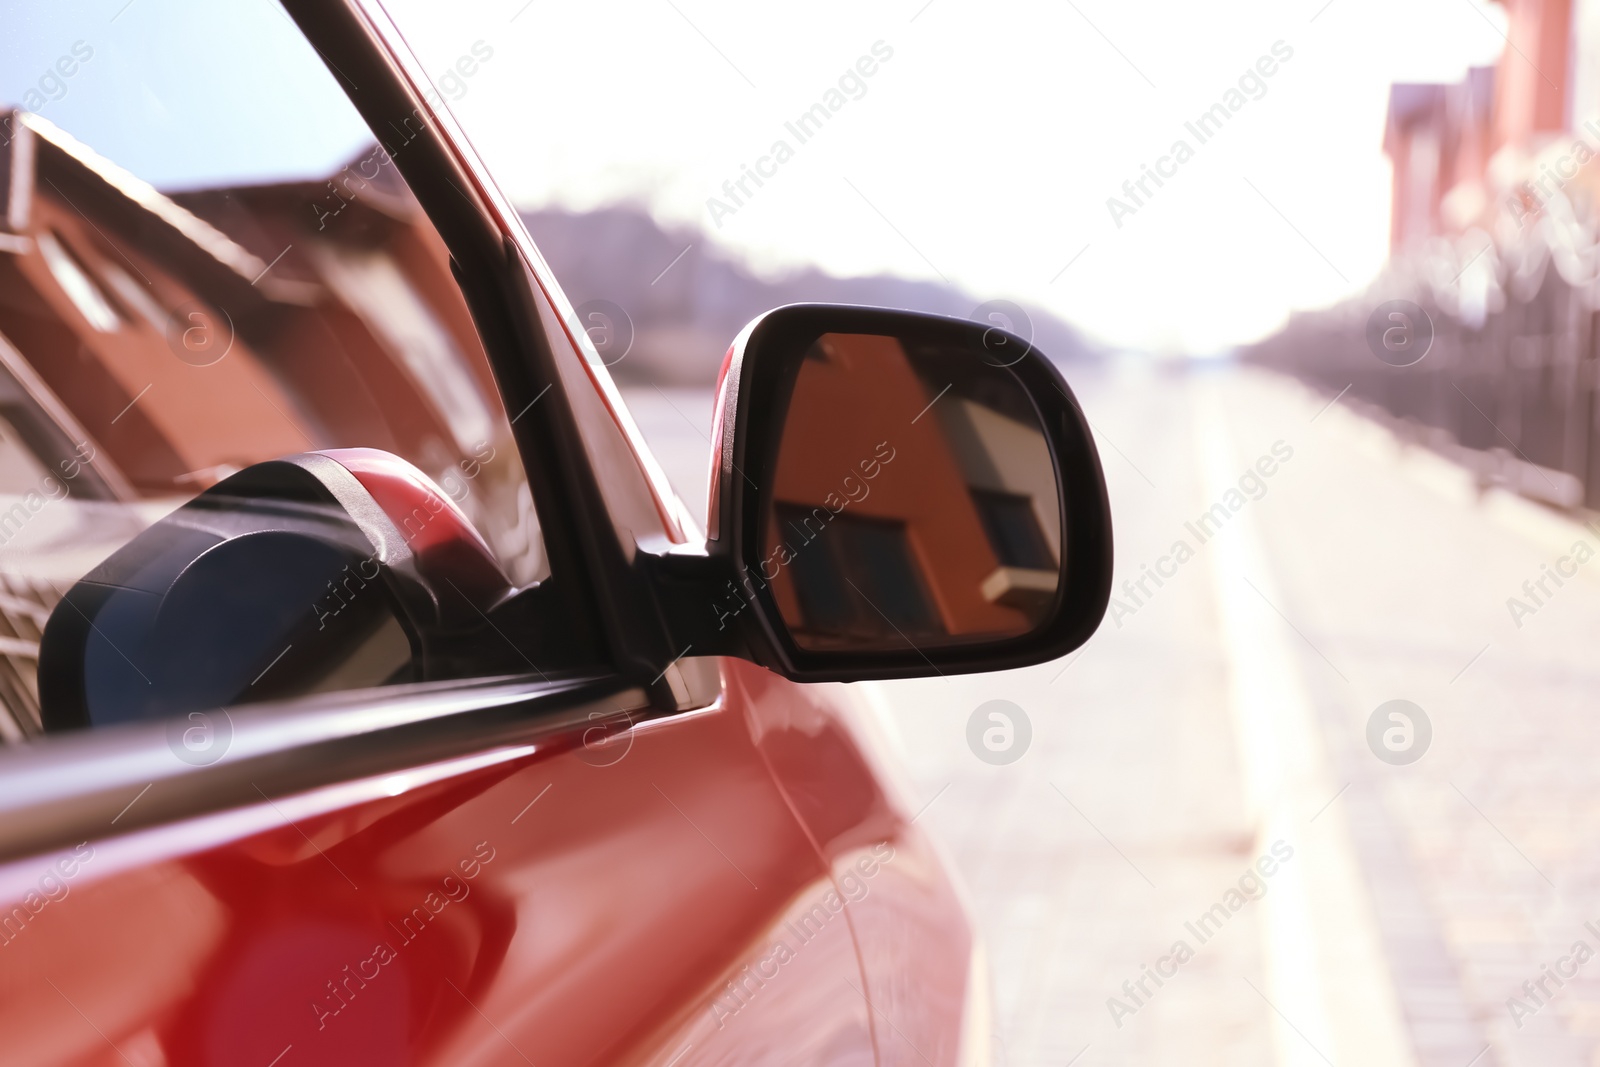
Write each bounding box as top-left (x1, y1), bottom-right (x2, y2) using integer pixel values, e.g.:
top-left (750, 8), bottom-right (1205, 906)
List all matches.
top-left (764, 332), bottom-right (1061, 652)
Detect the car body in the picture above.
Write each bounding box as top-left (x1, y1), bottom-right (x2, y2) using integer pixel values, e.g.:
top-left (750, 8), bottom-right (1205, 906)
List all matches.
top-left (0, 3), bottom-right (1109, 1065)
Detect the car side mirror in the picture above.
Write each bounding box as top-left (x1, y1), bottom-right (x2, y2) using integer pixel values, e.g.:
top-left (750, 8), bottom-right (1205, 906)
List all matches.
top-left (38, 449), bottom-right (522, 732)
top-left (673, 303), bottom-right (1112, 682)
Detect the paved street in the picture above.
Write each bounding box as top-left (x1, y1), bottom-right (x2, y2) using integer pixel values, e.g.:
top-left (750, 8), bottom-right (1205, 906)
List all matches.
top-left (622, 363), bottom-right (1600, 1067)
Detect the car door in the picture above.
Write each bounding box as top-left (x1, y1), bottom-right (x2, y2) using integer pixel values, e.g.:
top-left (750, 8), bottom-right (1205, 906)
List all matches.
top-left (0, 3), bottom-right (875, 1065)
top-left (735, 665), bottom-right (983, 1067)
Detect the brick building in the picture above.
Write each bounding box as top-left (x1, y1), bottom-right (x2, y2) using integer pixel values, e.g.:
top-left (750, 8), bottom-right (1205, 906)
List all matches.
top-left (1383, 0), bottom-right (1600, 246)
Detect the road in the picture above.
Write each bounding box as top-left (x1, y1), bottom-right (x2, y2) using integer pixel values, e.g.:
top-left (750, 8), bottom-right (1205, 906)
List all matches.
top-left (622, 363), bottom-right (1600, 1067)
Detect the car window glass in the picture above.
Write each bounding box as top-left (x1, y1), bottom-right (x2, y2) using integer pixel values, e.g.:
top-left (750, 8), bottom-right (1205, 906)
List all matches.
top-left (0, 0), bottom-right (548, 741)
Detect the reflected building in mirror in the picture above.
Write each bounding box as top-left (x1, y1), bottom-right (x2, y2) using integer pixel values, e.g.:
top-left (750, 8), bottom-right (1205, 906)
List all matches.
top-left (767, 331), bottom-right (1060, 652)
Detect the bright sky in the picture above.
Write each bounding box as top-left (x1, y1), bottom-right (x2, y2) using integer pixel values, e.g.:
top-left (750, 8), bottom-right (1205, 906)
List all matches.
top-left (1, 0), bottom-right (1511, 356)
top-left (381, 0), bottom-right (1510, 355)
top-left (0, 0), bottom-right (374, 188)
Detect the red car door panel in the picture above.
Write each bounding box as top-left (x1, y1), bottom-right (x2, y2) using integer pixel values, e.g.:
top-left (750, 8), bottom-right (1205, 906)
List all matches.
top-left (0, 667), bottom-right (875, 1067)
top-left (731, 660), bottom-right (977, 1066)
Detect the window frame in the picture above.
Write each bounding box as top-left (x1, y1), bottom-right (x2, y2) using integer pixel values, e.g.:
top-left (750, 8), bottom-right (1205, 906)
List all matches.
top-left (0, 670), bottom-right (651, 862)
top-left (0, 0), bottom-right (715, 860)
top-left (313, 0), bottom-right (695, 681)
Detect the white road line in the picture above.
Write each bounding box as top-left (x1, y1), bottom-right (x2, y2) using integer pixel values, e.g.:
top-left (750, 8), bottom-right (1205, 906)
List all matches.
top-left (1195, 389), bottom-right (1417, 1067)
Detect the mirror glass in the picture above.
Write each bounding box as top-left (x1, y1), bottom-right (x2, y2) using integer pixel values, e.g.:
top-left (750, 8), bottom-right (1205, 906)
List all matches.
top-left (763, 331), bottom-right (1061, 652)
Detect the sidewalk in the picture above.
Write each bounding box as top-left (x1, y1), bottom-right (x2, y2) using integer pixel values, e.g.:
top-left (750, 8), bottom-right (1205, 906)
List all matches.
top-left (1217, 367), bottom-right (1600, 1067)
top-left (859, 363), bottom-right (1600, 1065)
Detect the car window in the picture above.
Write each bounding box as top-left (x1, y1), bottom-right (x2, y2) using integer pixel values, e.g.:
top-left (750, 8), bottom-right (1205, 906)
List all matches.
top-left (0, 0), bottom-right (547, 740)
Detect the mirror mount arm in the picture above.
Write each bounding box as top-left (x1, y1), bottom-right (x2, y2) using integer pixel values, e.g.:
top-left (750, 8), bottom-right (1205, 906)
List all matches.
top-left (634, 546), bottom-right (763, 662)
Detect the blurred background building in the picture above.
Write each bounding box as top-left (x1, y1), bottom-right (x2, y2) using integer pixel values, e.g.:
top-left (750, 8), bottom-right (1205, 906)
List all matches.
top-left (1251, 0), bottom-right (1600, 512)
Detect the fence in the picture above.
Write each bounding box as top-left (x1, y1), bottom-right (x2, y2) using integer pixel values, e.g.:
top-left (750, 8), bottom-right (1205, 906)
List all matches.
top-left (1245, 214), bottom-right (1600, 510)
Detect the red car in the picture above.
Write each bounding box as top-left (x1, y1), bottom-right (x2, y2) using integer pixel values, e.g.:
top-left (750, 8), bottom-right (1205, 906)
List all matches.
top-left (0, 3), bottom-right (1111, 1065)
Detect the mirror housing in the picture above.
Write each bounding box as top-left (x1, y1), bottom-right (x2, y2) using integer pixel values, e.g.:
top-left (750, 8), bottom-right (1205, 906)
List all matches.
top-left (38, 449), bottom-right (522, 732)
top-left (653, 303), bottom-right (1112, 682)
